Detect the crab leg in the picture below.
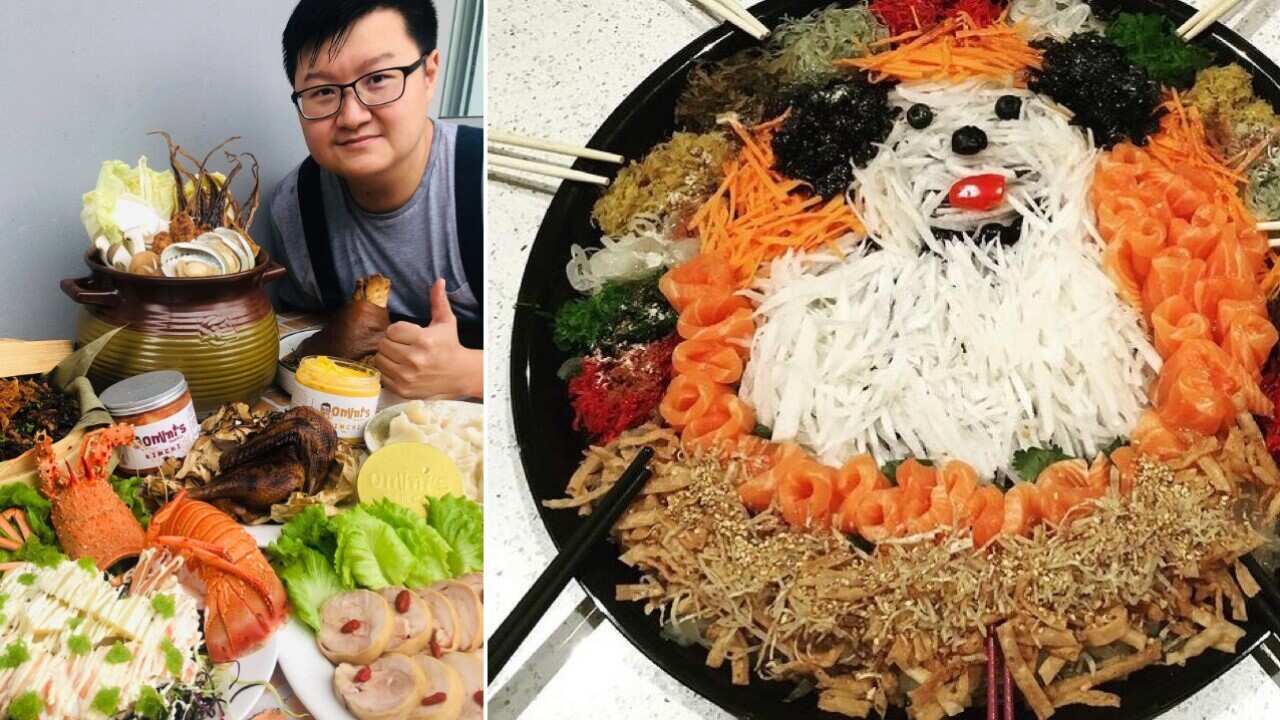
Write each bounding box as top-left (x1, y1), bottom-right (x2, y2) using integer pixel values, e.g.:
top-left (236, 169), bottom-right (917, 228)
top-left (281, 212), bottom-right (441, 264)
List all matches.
top-left (1, 509), bottom-right (31, 542)
top-left (149, 537), bottom-right (278, 614)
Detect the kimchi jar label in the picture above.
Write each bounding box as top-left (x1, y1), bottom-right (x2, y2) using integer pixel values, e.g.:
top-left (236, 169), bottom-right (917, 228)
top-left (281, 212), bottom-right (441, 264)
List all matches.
top-left (120, 401), bottom-right (199, 471)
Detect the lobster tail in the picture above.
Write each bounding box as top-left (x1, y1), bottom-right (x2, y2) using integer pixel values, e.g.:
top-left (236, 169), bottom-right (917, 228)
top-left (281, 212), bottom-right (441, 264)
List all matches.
top-left (146, 493), bottom-right (287, 662)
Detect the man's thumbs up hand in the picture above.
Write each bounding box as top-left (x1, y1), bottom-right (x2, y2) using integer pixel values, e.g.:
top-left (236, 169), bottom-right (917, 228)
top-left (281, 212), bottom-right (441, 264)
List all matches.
top-left (374, 279), bottom-right (482, 398)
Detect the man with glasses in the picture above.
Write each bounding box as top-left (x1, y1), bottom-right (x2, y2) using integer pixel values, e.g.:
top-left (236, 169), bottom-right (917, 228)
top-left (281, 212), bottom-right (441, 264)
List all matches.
top-left (265, 0), bottom-right (482, 400)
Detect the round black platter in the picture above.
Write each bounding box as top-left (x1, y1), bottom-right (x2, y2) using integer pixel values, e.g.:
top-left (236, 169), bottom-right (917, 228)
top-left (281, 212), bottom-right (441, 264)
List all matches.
top-left (509, 1), bottom-right (1280, 718)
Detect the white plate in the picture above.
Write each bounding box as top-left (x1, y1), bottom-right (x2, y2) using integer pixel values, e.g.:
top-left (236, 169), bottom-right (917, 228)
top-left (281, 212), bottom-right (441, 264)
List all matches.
top-left (277, 617), bottom-right (356, 720)
top-left (218, 630), bottom-right (281, 720)
top-left (275, 328), bottom-right (321, 398)
top-left (243, 524), bottom-right (283, 548)
top-left (363, 399), bottom-right (485, 452)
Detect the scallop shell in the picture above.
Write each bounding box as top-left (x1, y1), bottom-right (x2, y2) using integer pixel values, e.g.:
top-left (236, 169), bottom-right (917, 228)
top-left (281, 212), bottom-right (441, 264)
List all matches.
top-left (211, 227), bottom-right (255, 271)
top-left (161, 242), bottom-right (226, 278)
top-left (193, 232), bottom-right (242, 274)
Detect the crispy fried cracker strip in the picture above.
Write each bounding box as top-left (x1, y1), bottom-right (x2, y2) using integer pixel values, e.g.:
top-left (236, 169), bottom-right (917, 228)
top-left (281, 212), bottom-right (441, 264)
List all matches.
top-left (996, 623), bottom-right (1055, 720)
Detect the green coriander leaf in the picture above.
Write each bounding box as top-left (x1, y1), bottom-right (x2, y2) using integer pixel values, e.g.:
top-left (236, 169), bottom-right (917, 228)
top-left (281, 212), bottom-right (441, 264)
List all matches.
top-left (16, 574), bottom-right (34, 586)
top-left (150, 594), bottom-right (175, 619)
top-left (160, 638), bottom-right (183, 676)
top-left (91, 687), bottom-right (120, 716)
top-left (1011, 445), bottom-right (1073, 482)
top-left (77, 557), bottom-right (97, 573)
top-left (104, 641), bottom-right (132, 664)
top-left (67, 634), bottom-right (90, 656)
top-left (6, 691), bottom-right (41, 720)
top-left (0, 641), bottom-right (29, 669)
top-left (134, 686), bottom-right (166, 719)
top-left (1101, 437), bottom-right (1128, 457)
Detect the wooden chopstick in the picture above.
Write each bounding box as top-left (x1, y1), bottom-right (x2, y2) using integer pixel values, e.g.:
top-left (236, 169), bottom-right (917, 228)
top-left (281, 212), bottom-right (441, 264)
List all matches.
top-left (716, 0), bottom-right (770, 36)
top-left (1241, 555), bottom-right (1280, 640)
top-left (487, 130), bottom-right (624, 164)
top-left (487, 154), bottom-right (611, 185)
top-left (1259, 220), bottom-right (1280, 232)
top-left (486, 447), bottom-right (656, 682)
top-left (1179, 0), bottom-right (1243, 41)
top-left (691, 0), bottom-right (767, 40)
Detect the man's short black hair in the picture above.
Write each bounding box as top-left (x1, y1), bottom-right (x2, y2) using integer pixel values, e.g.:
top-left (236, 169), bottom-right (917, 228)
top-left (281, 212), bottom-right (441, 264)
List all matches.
top-left (282, 0), bottom-right (439, 82)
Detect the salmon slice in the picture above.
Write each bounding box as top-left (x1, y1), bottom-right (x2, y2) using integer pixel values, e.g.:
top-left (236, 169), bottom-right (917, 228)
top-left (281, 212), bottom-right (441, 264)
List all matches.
top-left (1116, 213), bottom-right (1167, 269)
top-left (1170, 205), bottom-right (1226, 258)
top-left (677, 292), bottom-right (755, 347)
top-left (1221, 309), bottom-right (1278, 378)
top-left (1000, 483), bottom-right (1041, 536)
top-left (672, 339), bottom-right (745, 384)
top-left (1154, 169), bottom-right (1211, 219)
top-left (855, 487), bottom-right (905, 542)
top-left (1207, 233), bottom-right (1263, 281)
top-left (894, 459), bottom-right (939, 525)
top-left (833, 455), bottom-right (889, 534)
top-left (1142, 249), bottom-right (1203, 317)
top-left (681, 392), bottom-right (755, 453)
top-left (1103, 240), bottom-right (1143, 308)
top-left (738, 443), bottom-right (804, 511)
top-left (1108, 446), bottom-right (1139, 495)
top-left (1151, 296), bottom-right (1211, 359)
top-left (1094, 195), bottom-right (1146, 245)
top-left (1036, 459), bottom-right (1093, 526)
top-left (659, 255), bottom-right (735, 313)
top-left (778, 458), bottom-right (837, 529)
top-left (658, 373), bottom-right (728, 429)
top-left (968, 486), bottom-right (1006, 548)
top-left (1192, 276), bottom-right (1263, 327)
top-left (1131, 409), bottom-right (1188, 459)
top-left (938, 460), bottom-right (979, 529)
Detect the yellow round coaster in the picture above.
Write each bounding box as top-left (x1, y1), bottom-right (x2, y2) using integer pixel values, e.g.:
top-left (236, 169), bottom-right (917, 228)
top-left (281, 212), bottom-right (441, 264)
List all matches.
top-left (357, 443), bottom-right (464, 513)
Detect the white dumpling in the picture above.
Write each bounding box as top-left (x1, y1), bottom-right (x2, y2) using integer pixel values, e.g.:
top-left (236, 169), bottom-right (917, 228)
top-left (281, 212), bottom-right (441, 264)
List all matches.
top-left (386, 412), bottom-right (432, 445)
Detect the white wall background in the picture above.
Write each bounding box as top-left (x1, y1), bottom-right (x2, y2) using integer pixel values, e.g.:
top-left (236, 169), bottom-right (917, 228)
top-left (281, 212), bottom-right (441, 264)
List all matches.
top-left (0, 0), bottom-right (462, 340)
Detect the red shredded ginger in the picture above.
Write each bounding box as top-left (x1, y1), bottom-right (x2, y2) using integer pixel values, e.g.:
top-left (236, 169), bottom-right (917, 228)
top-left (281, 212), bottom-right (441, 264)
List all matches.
top-left (870, 0), bottom-right (945, 36)
top-left (568, 334), bottom-right (679, 444)
top-left (948, 0), bottom-right (1004, 27)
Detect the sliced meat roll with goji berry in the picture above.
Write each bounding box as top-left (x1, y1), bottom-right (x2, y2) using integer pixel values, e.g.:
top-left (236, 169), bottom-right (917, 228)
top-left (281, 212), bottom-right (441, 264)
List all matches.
top-left (333, 653), bottom-right (426, 720)
top-left (458, 573), bottom-right (482, 602)
top-left (378, 587), bottom-right (435, 655)
top-left (415, 588), bottom-right (461, 653)
top-left (409, 654), bottom-right (465, 720)
top-left (435, 580), bottom-right (483, 651)
top-left (439, 650), bottom-right (484, 720)
top-left (318, 590), bottom-right (394, 665)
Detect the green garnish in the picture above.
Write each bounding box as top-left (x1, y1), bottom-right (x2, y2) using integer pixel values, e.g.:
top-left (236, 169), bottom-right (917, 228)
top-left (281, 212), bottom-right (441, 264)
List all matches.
top-left (16, 573), bottom-right (34, 586)
top-left (0, 593), bottom-right (8, 610)
top-left (552, 272), bottom-right (677, 355)
top-left (0, 615), bottom-right (7, 627)
top-left (134, 685), bottom-right (166, 719)
top-left (751, 423), bottom-right (772, 439)
top-left (67, 616), bottom-right (83, 630)
top-left (104, 641), bottom-right (132, 664)
top-left (0, 641), bottom-right (29, 669)
top-left (67, 634), bottom-right (90, 656)
top-left (1105, 13), bottom-right (1213, 88)
top-left (160, 638), bottom-right (183, 676)
top-left (1011, 445), bottom-right (1074, 483)
top-left (150, 593), bottom-right (175, 619)
top-left (77, 556), bottom-right (97, 573)
top-left (6, 691), bottom-right (41, 720)
top-left (91, 687), bottom-right (120, 716)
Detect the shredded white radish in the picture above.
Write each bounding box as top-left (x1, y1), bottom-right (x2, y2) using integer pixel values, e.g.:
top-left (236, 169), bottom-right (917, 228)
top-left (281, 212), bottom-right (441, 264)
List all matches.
top-left (1008, 0), bottom-right (1103, 39)
top-left (742, 80), bottom-right (1159, 478)
top-left (855, 79), bottom-right (1095, 255)
top-left (566, 214), bottom-right (698, 293)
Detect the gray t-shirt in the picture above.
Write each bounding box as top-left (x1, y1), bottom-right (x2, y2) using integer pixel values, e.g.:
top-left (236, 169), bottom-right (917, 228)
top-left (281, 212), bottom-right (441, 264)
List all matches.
top-left (264, 119), bottom-right (480, 342)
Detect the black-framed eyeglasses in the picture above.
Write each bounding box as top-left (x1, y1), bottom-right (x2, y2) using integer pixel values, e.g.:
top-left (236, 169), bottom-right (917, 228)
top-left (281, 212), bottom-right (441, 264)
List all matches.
top-left (291, 55), bottom-right (426, 120)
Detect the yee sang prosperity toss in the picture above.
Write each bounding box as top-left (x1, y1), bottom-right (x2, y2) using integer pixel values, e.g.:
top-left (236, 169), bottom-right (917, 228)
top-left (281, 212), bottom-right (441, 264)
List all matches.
top-left (544, 2), bottom-right (1280, 719)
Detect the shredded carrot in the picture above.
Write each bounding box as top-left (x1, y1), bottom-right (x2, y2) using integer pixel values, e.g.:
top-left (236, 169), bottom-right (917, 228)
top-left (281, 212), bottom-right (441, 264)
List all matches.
top-left (1145, 92), bottom-right (1280, 294)
top-left (837, 15), bottom-right (1042, 84)
top-left (689, 119), bottom-right (864, 288)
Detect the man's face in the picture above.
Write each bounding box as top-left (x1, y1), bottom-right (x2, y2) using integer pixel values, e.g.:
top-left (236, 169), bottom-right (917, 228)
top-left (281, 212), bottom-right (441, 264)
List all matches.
top-left (292, 8), bottom-right (439, 180)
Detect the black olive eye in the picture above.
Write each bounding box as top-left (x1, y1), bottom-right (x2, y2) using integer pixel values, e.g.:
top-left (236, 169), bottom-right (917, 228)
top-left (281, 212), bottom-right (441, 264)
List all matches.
top-left (907, 104), bottom-right (933, 130)
top-left (995, 95), bottom-right (1022, 120)
top-left (952, 126), bottom-right (988, 155)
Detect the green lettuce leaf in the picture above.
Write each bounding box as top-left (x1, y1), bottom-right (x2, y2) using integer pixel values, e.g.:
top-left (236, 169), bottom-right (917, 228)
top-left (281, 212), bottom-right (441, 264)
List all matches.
top-left (331, 507), bottom-right (416, 588)
top-left (109, 475), bottom-right (151, 529)
top-left (268, 504), bottom-right (337, 568)
top-left (278, 547), bottom-right (347, 631)
top-left (0, 485), bottom-right (55, 546)
top-left (363, 499), bottom-right (452, 586)
top-left (426, 495), bottom-right (483, 575)
top-left (80, 157), bottom-right (176, 245)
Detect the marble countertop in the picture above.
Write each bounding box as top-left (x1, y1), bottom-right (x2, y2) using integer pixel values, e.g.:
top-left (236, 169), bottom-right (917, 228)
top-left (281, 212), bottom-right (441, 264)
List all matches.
top-left (484, 1), bottom-right (1280, 718)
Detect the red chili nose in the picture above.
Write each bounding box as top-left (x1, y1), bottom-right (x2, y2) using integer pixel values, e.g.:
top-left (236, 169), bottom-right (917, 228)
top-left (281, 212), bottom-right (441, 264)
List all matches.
top-left (948, 174), bottom-right (1007, 211)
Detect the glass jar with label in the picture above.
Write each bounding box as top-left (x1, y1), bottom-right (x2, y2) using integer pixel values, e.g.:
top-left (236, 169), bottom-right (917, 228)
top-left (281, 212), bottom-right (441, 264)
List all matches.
top-left (100, 370), bottom-right (200, 474)
top-left (293, 356), bottom-right (381, 441)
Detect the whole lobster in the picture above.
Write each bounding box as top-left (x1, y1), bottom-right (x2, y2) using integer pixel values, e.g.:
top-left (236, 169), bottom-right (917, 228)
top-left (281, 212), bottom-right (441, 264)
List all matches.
top-left (146, 492), bottom-right (287, 662)
top-left (35, 424), bottom-right (145, 569)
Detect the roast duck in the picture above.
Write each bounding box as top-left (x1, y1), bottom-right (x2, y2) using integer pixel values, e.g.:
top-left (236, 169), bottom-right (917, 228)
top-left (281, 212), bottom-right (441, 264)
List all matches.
top-left (188, 406), bottom-right (338, 513)
top-left (289, 274), bottom-right (392, 366)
